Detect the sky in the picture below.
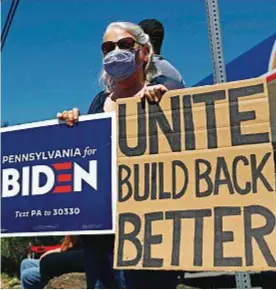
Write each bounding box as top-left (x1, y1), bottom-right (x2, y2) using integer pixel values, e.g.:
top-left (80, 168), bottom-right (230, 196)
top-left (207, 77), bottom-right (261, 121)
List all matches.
top-left (1, 0), bottom-right (276, 125)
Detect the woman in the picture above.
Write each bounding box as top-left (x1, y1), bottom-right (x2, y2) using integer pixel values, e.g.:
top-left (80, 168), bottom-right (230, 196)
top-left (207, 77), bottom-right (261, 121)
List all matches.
top-left (20, 236), bottom-right (84, 289)
top-left (58, 22), bottom-right (185, 289)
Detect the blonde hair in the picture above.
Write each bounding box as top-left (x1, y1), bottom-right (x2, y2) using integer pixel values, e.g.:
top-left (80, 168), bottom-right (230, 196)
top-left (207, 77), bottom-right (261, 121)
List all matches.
top-left (100, 22), bottom-right (159, 92)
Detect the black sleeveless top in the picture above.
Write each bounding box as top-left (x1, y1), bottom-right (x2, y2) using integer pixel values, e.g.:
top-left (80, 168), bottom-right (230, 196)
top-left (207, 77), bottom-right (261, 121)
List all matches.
top-left (87, 75), bottom-right (185, 114)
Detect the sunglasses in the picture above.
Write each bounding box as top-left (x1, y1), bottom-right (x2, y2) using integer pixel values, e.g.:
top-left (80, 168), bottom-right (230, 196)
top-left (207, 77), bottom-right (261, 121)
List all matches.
top-left (101, 37), bottom-right (140, 55)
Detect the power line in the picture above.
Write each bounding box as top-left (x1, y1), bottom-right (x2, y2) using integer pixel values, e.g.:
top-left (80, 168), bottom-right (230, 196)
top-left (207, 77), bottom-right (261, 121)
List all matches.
top-left (1, 0), bottom-right (21, 51)
top-left (1, 0), bottom-right (18, 40)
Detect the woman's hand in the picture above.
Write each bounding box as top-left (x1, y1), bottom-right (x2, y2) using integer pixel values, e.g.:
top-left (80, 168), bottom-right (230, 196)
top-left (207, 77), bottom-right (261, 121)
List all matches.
top-left (144, 84), bottom-right (168, 103)
top-left (57, 108), bottom-right (80, 127)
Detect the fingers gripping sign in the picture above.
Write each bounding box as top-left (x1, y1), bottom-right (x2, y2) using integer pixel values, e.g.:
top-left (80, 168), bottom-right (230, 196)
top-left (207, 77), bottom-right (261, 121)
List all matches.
top-left (144, 85), bottom-right (168, 103)
top-left (57, 108), bottom-right (80, 127)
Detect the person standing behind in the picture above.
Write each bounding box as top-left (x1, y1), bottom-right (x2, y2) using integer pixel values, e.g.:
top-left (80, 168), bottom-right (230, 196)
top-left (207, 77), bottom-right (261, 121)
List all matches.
top-left (20, 236), bottom-right (84, 289)
top-left (139, 18), bottom-right (185, 86)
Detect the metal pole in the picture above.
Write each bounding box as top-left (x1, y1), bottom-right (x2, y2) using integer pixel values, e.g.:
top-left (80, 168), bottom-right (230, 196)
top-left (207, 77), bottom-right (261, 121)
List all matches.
top-left (204, 0), bottom-right (226, 83)
top-left (235, 272), bottom-right (252, 289)
top-left (204, 0), bottom-right (251, 288)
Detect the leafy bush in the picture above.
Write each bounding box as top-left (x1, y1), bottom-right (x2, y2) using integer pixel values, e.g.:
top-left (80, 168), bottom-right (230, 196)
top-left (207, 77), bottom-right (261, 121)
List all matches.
top-left (1, 237), bottom-right (31, 276)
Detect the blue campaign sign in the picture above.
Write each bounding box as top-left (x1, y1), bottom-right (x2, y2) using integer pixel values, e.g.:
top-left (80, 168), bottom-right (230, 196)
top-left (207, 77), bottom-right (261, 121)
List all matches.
top-left (0, 113), bottom-right (116, 237)
top-left (195, 33), bottom-right (276, 86)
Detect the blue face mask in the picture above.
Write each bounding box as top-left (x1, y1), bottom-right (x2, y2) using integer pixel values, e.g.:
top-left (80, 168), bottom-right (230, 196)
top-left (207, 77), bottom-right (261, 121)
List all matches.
top-left (103, 49), bottom-right (140, 81)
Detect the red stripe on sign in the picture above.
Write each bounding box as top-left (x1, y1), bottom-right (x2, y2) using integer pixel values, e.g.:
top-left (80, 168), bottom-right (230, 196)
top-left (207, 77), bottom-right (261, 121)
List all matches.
top-left (267, 72), bottom-right (276, 82)
top-left (57, 174), bottom-right (72, 182)
top-left (52, 162), bottom-right (72, 170)
top-left (53, 185), bottom-right (72, 193)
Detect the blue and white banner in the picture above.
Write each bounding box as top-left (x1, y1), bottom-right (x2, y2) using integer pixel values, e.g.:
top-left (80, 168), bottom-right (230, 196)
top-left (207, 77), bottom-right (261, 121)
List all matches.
top-left (195, 33), bottom-right (276, 86)
top-left (1, 113), bottom-right (116, 237)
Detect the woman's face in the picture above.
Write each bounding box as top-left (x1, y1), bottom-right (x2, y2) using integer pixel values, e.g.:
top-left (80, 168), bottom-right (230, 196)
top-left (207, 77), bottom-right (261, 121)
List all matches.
top-left (103, 27), bottom-right (149, 64)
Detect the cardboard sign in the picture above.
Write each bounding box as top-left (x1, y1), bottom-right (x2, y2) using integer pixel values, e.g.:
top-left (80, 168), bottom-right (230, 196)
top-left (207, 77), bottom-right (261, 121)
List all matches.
top-left (115, 77), bottom-right (276, 271)
top-left (1, 113), bottom-right (117, 237)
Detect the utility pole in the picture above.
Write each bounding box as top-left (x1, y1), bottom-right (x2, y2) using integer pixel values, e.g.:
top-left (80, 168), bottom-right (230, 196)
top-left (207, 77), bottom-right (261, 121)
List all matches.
top-left (204, 0), bottom-right (251, 288)
top-left (205, 0), bottom-right (226, 83)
